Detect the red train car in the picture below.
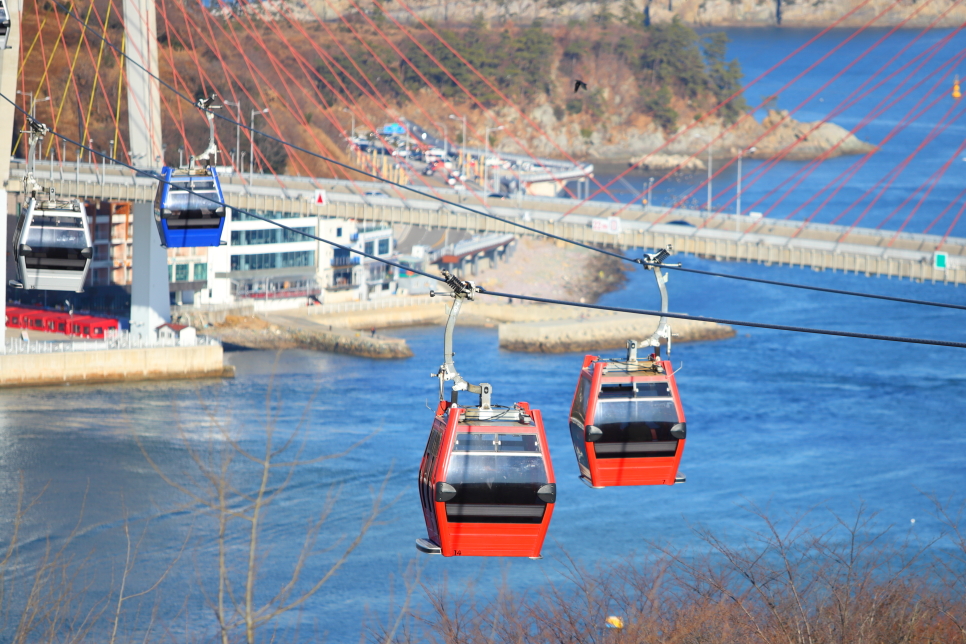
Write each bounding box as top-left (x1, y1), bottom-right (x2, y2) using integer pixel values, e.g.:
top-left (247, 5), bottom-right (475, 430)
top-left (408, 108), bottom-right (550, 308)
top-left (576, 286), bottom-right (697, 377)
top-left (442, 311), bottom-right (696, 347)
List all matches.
top-left (568, 354), bottom-right (686, 488)
top-left (417, 400), bottom-right (556, 558)
top-left (4, 306), bottom-right (118, 339)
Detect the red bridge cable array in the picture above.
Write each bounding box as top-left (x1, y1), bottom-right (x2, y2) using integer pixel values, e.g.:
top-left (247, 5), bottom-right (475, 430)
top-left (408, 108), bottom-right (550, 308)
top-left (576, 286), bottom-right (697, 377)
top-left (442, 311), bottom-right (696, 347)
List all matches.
top-left (356, 0), bottom-right (611, 201)
top-left (318, 0), bottom-right (582, 201)
top-left (697, 7), bottom-right (964, 228)
top-left (616, 0), bottom-right (915, 222)
top-left (695, 23), bottom-right (966, 234)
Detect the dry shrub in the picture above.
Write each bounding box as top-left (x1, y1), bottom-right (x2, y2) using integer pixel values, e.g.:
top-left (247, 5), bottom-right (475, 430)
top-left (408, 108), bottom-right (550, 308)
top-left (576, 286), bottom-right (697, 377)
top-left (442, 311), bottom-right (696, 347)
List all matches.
top-left (397, 502), bottom-right (966, 644)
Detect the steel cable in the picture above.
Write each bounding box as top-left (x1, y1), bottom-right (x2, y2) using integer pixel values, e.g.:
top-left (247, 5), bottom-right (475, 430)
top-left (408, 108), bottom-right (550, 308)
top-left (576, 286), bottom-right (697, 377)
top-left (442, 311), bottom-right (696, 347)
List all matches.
top-left (24, 11), bottom-right (966, 315)
top-left (12, 106), bottom-right (966, 350)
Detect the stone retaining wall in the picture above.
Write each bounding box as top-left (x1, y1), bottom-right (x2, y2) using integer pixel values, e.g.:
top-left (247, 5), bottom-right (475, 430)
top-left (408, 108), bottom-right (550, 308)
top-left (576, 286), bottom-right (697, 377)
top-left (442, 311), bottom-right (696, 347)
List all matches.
top-left (0, 345), bottom-right (232, 388)
top-left (499, 313), bottom-right (735, 353)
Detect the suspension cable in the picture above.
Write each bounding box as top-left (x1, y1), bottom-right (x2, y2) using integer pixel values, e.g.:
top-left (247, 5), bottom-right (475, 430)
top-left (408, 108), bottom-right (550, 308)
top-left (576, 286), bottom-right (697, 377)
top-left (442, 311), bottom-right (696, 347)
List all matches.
top-left (23, 11), bottom-right (966, 316)
top-left (16, 107), bottom-right (966, 350)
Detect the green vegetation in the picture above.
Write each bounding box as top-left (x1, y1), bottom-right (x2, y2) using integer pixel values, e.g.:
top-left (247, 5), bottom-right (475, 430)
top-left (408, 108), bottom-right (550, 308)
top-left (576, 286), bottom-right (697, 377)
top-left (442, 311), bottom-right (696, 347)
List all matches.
top-left (314, 12), bottom-right (748, 135)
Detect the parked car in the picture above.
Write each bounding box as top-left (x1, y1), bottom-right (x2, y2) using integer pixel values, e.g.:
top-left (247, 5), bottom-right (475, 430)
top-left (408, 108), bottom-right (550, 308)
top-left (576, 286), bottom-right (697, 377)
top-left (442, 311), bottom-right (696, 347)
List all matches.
top-left (365, 190), bottom-right (388, 198)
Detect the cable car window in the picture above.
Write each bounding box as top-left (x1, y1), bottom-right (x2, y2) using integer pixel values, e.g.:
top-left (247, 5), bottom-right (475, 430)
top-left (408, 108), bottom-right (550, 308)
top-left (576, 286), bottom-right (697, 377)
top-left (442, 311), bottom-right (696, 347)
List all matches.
top-left (164, 188), bottom-right (222, 215)
top-left (25, 226), bottom-right (87, 249)
top-left (31, 215), bottom-right (83, 228)
top-left (593, 398), bottom-right (680, 457)
top-left (571, 377), bottom-right (591, 424)
top-left (453, 433), bottom-right (539, 452)
top-left (599, 382), bottom-right (671, 398)
top-left (444, 452), bottom-right (549, 523)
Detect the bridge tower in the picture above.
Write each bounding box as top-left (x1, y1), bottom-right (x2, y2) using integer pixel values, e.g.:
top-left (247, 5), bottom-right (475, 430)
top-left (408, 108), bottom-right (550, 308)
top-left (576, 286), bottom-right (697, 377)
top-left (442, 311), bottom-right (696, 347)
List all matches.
top-left (0, 0), bottom-right (21, 353)
top-left (123, 0), bottom-right (170, 339)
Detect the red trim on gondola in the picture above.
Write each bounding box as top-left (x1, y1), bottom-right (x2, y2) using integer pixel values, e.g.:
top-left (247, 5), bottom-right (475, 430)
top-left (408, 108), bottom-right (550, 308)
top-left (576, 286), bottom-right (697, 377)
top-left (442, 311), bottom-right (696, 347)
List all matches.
top-left (419, 401), bottom-right (555, 558)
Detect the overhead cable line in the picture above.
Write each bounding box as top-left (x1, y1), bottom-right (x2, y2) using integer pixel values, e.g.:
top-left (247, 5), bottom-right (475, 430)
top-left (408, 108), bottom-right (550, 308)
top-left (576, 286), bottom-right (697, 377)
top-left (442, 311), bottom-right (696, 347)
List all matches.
top-left (478, 290), bottom-right (966, 349)
top-left (26, 12), bottom-right (966, 315)
top-left (18, 108), bottom-right (966, 350)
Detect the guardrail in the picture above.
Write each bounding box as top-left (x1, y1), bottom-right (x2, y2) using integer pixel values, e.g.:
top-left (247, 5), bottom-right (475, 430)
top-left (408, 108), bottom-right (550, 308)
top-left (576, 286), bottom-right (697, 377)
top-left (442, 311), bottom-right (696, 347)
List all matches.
top-left (4, 331), bottom-right (220, 354)
top-left (309, 295), bottom-right (436, 316)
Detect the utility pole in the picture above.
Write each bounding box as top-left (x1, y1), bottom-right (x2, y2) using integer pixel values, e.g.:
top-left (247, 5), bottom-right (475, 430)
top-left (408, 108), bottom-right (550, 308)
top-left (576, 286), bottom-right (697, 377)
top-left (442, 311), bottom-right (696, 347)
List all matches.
top-left (224, 99), bottom-right (242, 172)
top-left (250, 107), bottom-right (269, 182)
top-left (647, 176), bottom-right (654, 211)
top-left (736, 146), bottom-right (756, 230)
top-left (484, 125), bottom-right (504, 197)
top-left (706, 144), bottom-right (712, 216)
top-left (450, 114), bottom-right (466, 177)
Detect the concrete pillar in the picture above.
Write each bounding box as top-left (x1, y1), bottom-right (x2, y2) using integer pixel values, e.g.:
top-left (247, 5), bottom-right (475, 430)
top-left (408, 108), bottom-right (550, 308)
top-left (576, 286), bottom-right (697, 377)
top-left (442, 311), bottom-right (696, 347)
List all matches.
top-left (130, 203), bottom-right (170, 340)
top-left (123, 0), bottom-right (163, 168)
top-left (0, 0), bottom-right (22, 354)
top-left (0, 190), bottom-right (7, 354)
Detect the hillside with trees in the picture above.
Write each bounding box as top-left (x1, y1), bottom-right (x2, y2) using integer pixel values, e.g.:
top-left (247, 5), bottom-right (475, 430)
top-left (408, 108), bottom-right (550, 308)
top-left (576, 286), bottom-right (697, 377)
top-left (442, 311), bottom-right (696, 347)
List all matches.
top-left (17, 0), bottom-right (748, 175)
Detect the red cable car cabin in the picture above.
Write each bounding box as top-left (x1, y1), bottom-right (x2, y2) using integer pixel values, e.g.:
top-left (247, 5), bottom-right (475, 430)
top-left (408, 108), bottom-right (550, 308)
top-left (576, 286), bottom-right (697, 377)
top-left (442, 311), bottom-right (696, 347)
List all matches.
top-left (569, 354), bottom-right (686, 488)
top-left (417, 400), bottom-right (556, 558)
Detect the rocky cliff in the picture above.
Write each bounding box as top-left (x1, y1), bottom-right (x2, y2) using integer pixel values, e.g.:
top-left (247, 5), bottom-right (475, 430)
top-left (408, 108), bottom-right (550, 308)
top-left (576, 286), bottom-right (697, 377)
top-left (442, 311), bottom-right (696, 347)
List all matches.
top-left (313, 0), bottom-right (966, 29)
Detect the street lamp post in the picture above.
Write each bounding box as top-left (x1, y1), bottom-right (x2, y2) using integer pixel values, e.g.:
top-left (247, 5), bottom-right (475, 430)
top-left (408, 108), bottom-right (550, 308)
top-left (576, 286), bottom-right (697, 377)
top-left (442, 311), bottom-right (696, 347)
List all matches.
top-left (449, 114), bottom-right (466, 176)
top-left (224, 99), bottom-right (242, 173)
top-left (250, 107), bottom-right (269, 182)
top-left (342, 108), bottom-right (355, 142)
top-left (647, 176), bottom-right (654, 211)
top-left (484, 125), bottom-right (504, 197)
top-left (706, 143), bottom-right (713, 216)
top-left (736, 146), bottom-right (756, 229)
top-left (17, 90), bottom-right (49, 118)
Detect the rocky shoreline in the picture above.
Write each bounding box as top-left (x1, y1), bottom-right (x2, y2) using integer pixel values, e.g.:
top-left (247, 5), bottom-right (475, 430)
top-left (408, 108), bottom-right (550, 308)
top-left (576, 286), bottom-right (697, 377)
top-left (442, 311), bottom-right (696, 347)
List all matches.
top-left (626, 109), bottom-right (876, 169)
top-left (345, 0), bottom-right (966, 30)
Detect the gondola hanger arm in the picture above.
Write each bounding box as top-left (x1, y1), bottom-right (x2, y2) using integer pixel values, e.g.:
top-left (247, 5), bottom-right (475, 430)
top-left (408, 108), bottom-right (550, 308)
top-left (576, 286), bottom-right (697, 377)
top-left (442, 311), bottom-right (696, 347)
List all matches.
top-left (22, 118), bottom-right (48, 196)
top-left (429, 270), bottom-right (493, 409)
top-left (194, 94), bottom-right (221, 168)
top-left (629, 245), bottom-right (678, 362)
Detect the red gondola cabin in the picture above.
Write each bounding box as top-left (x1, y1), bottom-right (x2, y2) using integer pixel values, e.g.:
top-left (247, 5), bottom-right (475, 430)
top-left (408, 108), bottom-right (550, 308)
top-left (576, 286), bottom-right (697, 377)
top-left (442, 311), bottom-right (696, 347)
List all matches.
top-left (569, 354), bottom-right (686, 488)
top-left (417, 400), bottom-right (556, 558)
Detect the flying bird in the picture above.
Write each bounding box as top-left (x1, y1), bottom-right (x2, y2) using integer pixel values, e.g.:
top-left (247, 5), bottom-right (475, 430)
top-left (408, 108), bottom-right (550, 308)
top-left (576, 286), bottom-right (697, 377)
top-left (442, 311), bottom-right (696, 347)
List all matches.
top-left (574, 80), bottom-right (588, 93)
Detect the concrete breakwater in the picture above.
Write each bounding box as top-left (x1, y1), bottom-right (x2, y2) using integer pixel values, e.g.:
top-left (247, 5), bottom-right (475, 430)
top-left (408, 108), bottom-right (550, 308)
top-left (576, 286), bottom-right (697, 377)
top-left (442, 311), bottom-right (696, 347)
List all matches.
top-left (209, 316), bottom-right (413, 359)
top-left (0, 345), bottom-right (232, 388)
top-left (499, 313), bottom-right (735, 353)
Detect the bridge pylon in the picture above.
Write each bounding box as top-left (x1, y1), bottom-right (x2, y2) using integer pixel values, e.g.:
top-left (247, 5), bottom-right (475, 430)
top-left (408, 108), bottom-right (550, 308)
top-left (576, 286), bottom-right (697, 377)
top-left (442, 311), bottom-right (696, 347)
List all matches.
top-left (123, 0), bottom-right (169, 339)
top-left (0, 0), bottom-right (22, 354)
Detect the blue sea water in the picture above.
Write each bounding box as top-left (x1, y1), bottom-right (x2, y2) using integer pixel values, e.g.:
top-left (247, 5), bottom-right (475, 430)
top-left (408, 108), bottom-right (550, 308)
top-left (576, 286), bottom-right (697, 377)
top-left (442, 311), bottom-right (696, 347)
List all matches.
top-left (2, 27), bottom-right (966, 642)
top-left (592, 27), bottom-right (966, 236)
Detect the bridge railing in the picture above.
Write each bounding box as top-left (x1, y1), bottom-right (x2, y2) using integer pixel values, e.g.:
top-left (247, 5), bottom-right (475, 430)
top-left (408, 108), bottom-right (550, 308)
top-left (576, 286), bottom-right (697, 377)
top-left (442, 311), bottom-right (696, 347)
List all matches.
top-left (4, 330), bottom-right (220, 354)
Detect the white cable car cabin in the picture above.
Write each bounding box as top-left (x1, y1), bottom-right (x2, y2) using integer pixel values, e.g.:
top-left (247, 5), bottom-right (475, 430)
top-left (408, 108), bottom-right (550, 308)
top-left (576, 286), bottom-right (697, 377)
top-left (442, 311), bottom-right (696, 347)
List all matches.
top-left (0, 0), bottom-right (10, 51)
top-left (13, 198), bottom-right (93, 292)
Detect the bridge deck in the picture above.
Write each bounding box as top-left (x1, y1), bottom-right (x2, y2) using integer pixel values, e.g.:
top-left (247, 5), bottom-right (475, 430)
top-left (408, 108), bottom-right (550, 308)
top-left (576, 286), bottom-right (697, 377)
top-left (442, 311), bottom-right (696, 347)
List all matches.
top-left (9, 163), bottom-right (965, 286)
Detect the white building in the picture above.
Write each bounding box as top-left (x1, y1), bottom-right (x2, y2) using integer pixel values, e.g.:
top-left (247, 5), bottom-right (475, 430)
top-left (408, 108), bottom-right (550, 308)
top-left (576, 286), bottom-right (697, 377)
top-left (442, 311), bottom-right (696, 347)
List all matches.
top-left (188, 210), bottom-right (396, 306)
top-left (156, 323), bottom-right (197, 345)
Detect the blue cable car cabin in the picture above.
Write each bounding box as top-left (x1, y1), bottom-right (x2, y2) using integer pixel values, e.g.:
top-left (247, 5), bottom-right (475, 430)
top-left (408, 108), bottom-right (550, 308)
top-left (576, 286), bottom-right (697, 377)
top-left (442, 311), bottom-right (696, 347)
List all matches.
top-left (154, 166), bottom-right (226, 248)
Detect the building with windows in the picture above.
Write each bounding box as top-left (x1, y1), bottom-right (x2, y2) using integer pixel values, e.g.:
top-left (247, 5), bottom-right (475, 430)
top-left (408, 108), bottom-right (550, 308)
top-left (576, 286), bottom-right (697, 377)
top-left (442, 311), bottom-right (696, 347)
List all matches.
top-left (197, 210), bottom-right (397, 306)
top-left (72, 200), bottom-right (400, 308)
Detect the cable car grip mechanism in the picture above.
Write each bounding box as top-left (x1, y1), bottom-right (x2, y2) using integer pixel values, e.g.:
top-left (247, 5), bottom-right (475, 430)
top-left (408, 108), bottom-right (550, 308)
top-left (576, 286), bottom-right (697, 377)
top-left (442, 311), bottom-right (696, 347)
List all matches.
top-left (630, 244), bottom-right (679, 363)
top-left (429, 270), bottom-right (494, 412)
